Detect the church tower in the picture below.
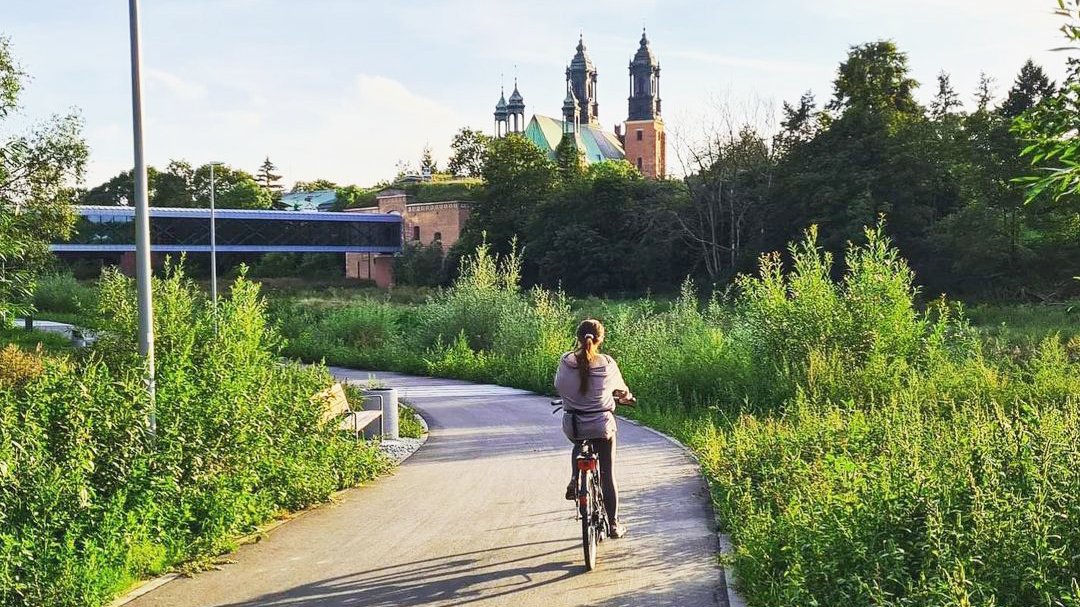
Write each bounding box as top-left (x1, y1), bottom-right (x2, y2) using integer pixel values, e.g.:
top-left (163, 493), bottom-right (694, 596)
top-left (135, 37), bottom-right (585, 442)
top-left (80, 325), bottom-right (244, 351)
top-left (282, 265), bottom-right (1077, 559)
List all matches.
top-left (567, 35), bottom-right (599, 125)
top-left (507, 79), bottom-right (526, 133)
top-left (623, 28), bottom-right (665, 179)
top-left (493, 87), bottom-right (508, 137)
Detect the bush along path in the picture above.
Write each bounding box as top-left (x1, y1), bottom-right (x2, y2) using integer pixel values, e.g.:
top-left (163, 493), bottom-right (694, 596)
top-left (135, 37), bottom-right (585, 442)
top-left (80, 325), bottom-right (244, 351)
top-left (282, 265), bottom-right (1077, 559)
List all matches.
top-left (0, 267), bottom-right (390, 607)
top-left (123, 369), bottom-right (731, 607)
top-left (272, 228), bottom-right (1080, 606)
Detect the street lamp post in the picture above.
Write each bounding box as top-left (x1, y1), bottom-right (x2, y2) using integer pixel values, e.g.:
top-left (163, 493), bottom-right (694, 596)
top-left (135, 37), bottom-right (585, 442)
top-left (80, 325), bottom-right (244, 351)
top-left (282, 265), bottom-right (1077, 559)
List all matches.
top-left (128, 0), bottom-right (156, 435)
top-left (208, 161), bottom-right (223, 310)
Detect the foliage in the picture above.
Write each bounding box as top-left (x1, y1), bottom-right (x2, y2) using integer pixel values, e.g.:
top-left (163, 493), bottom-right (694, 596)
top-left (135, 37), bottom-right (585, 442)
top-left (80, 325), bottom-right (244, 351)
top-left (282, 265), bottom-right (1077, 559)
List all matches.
top-left (250, 253), bottom-right (344, 280)
top-left (446, 128), bottom-right (490, 178)
top-left (529, 160), bottom-right (687, 293)
top-left (32, 272), bottom-right (97, 316)
top-left (81, 160), bottom-right (271, 209)
top-left (0, 36), bottom-right (85, 324)
top-left (0, 343), bottom-right (44, 388)
top-left (394, 241), bottom-right (445, 287)
top-left (0, 266), bottom-right (389, 606)
top-left (256, 156), bottom-right (284, 208)
top-left (271, 233), bottom-right (1080, 607)
top-left (457, 134), bottom-right (557, 260)
top-left (419, 144), bottom-right (438, 174)
top-left (397, 404), bottom-right (426, 439)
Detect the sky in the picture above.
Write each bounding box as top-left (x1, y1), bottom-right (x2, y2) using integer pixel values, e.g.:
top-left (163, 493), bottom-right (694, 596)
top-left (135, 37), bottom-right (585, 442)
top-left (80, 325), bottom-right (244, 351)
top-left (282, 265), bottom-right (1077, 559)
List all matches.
top-left (1, 0), bottom-right (1072, 189)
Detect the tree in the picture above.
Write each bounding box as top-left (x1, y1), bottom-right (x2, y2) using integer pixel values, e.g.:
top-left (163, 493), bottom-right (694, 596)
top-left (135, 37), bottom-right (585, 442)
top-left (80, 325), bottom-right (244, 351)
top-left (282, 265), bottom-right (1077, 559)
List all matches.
top-left (456, 134), bottom-right (556, 260)
top-left (291, 179), bottom-right (339, 192)
top-left (554, 135), bottom-right (585, 183)
top-left (193, 163), bottom-right (270, 209)
top-left (1014, 3), bottom-right (1080, 206)
top-left (255, 156), bottom-right (283, 207)
top-left (675, 121), bottom-right (777, 281)
top-left (930, 71), bottom-right (962, 119)
top-left (446, 128), bottom-right (490, 177)
top-left (772, 40), bottom-right (958, 280)
top-left (0, 36), bottom-right (87, 323)
top-left (774, 91), bottom-right (823, 156)
top-left (154, 160), bottom-right (194, 207)
top-left (419, 145), bottom-right (438, 174)
top-left (528, 160), bottom-right (687, 293)
top-left (1000, 59), bottom-right (1056, 118)
top-left (829, 40), bottom-right (920, 116)
top-left (975, 72), bottom-right (996, 112)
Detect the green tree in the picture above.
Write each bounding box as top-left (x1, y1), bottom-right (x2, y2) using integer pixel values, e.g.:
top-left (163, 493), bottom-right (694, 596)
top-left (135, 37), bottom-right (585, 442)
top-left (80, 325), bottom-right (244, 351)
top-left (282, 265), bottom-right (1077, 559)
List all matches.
top-left (930, 71), bottom-right (962, 119)
top-left (291, 179), bottom-right (339, 192)
top-left (676, 122), bottom-right (778, 281)
top-left (194, 163), bottom-right (270, 209)
top-left (1001, 59), bottom-right (1056, 118)
top-left (829, 40), bottom-right (920, 116)
top-left (446, 128), bottom-right (490, 177)
top-left (457, 134), bottom-right (557, 259)
top-left (256, 156), bottom-right (284, 207)
top-left (528, 160), bottom-right (686, 293)
top-left (554, 135), bottom-right (585, 183)
top-left (419, 145), bottom-right (438, 175)
top-left (1013, 4), bottom-right (1080, 206)
top-left (0, 36), bottom-right (87, 323)
top-left (772, 40), bottom-right (958, 280)
top-left (154, 160), bottom-right (195, 207)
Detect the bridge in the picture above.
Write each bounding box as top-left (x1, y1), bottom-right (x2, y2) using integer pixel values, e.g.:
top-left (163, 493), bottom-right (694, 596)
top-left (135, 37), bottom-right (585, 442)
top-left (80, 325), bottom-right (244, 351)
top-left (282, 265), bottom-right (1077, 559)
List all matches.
top-left (53, 205), bottom-right (403, 254)
top-left (52, 205), bottom-right (403, 285)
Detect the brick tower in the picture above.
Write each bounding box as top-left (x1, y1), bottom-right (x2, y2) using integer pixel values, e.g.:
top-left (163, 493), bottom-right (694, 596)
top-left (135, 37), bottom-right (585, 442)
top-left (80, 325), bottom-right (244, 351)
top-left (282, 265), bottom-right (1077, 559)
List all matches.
top-left (623, 28), bottom-right (665, 179)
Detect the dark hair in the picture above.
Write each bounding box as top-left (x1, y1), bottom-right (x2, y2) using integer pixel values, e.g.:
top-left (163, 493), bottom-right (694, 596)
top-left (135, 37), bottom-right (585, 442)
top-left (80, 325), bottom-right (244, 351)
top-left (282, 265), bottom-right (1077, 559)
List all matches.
top-left (575, 319), bottom-right (605, 394)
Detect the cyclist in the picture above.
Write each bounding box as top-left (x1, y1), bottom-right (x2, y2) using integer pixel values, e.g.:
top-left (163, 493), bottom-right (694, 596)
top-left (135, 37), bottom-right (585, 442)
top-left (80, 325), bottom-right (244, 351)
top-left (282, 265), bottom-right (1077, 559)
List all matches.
top-left (554, 318), bottom-right (633, 539)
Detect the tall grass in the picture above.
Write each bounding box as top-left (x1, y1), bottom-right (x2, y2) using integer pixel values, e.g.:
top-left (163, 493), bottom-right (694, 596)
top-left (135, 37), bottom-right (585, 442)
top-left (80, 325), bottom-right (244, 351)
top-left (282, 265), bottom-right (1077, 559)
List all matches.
top-left (0, 265), bottom-right (388, 607)
top-left (274, 224), bottom-right (1080, 606)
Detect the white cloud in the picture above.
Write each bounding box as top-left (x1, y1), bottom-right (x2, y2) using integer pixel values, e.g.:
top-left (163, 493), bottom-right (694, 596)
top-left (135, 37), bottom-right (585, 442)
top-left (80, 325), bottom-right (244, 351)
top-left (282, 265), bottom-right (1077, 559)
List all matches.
top-left (146, 68), bottom-right (207, 102)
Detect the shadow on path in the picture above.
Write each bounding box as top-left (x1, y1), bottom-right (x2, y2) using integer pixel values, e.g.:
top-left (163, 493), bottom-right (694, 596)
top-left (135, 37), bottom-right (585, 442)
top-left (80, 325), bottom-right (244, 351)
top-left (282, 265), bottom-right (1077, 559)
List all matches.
top-left (215, 540), bottom-right (587, 607)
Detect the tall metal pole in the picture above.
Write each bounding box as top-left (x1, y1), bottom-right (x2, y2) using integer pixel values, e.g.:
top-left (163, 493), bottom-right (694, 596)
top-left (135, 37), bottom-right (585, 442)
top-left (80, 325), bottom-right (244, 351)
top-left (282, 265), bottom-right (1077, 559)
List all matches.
top-left (129, 0), bottom-right (156, 436)
top-left (210, 162), bottom-right (218, 309)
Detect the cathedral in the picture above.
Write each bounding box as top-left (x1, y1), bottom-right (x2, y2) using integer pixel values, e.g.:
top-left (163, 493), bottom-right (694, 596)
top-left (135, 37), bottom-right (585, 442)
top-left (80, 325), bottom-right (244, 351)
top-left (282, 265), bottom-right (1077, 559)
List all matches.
top-left (492, 29), bottom-right (666, 179)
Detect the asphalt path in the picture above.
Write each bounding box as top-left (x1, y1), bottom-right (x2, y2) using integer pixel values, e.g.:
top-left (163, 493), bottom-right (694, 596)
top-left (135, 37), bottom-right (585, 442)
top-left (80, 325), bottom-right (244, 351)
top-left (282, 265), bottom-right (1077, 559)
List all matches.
top-left (125, 369), bottom-right (734, 607)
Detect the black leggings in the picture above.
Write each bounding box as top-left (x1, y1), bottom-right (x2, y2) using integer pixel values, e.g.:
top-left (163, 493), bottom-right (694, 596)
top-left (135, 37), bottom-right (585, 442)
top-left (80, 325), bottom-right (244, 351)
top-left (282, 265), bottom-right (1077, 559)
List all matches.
top-left (571, 434), bottom-right (618, 524)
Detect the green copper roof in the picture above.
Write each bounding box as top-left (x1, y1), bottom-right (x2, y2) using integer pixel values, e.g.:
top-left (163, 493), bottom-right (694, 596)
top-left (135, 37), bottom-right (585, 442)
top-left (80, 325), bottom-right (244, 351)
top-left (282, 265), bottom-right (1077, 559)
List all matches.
top-left (524, 115), bottom-right (625, 163)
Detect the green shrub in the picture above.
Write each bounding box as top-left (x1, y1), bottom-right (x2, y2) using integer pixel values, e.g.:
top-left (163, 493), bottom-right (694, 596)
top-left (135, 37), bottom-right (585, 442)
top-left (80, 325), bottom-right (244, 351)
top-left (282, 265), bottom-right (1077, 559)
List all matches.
top-left (267, 224), bottom-right (1080, 607)
top-left (32, 272), bottom-right (96, 316)
top-left (0, 264), bottom-right (389, 607)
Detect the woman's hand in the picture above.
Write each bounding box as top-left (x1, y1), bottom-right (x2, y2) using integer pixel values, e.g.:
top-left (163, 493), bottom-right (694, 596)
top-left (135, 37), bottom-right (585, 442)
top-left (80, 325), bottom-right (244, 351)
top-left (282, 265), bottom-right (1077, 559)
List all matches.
top-left (613, 389), bottom-right (636, 406)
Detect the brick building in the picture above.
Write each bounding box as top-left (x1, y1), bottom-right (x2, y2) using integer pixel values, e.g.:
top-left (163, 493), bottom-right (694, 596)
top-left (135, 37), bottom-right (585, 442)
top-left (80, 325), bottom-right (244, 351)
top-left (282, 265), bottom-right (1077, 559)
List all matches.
top-left (345, 189), bottom-right (470, 287)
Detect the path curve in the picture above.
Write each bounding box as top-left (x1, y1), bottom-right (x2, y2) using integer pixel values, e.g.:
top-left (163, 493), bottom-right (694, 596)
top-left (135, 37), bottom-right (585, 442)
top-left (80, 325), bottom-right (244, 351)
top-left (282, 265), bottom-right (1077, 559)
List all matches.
top-left (126, 369), bottom-right (731, 607)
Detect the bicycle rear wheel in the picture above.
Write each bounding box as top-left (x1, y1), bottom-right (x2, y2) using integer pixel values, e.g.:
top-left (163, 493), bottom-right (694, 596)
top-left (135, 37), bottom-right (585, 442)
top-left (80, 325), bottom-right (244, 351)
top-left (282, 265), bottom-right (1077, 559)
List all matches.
top-left (580, 471), bottom-right (597, 571)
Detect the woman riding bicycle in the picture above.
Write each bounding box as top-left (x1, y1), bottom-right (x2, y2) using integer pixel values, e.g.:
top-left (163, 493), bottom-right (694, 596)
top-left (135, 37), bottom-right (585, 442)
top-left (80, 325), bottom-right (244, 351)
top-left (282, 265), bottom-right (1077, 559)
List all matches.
top-left (554, 318), bottom-right (633, 539)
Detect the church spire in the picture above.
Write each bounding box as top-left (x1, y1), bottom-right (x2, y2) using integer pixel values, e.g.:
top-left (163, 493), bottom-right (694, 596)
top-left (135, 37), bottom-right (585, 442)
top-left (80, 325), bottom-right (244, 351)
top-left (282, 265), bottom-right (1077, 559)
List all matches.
top-left (493, 85), bottom-right (508, 137)
top-left (628, 26), bottom-right (660, 120)
top-left (507, 76), bottom-right (526, 133)
top-left (566, 34), bottom-right (599, 125)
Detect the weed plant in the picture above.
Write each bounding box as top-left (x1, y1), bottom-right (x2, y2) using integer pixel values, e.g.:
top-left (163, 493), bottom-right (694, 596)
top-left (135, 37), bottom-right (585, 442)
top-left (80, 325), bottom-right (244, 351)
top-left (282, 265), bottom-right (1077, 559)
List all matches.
top-left (0, 265), bottom-right (388, 607)
top-left (273, 224), bottom-right (1080, 606)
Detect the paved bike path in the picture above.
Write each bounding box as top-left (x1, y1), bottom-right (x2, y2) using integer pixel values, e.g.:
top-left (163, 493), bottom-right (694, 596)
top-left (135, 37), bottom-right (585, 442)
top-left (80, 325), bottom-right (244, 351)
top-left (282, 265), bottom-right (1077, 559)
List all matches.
top-left (127, 369), bottom-right (733, 607)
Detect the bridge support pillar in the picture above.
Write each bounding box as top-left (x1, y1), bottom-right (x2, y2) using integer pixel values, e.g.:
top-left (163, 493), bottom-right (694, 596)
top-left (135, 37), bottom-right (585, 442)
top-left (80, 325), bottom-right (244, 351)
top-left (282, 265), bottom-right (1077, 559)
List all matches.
top-left (120, 251), bottom-right (161, 277)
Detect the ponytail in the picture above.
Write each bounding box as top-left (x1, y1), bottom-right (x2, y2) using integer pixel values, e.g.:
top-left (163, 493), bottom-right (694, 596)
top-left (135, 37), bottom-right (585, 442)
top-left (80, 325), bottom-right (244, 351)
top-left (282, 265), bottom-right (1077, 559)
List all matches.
top-left (574, 319), bottom-right (605, 394)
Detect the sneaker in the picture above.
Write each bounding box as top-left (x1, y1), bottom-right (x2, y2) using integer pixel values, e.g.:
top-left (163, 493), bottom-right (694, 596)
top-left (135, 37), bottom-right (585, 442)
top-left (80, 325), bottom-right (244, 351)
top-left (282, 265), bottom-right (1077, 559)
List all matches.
top-left (609, 521), bottom-right (627, 539)
top-left (565, 481), bottom-right (576, 501)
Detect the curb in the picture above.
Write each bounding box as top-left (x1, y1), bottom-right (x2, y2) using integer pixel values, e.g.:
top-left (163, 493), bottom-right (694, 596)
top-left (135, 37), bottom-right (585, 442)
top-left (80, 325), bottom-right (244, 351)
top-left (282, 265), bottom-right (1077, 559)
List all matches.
top-left (618, 415), bottom-right (744, 607)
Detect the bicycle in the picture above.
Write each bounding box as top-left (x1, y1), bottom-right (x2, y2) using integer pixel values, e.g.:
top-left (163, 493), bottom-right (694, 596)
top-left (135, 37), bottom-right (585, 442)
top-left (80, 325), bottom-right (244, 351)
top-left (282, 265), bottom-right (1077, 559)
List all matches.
top-left (551, 393), bottom-right (634, 571)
